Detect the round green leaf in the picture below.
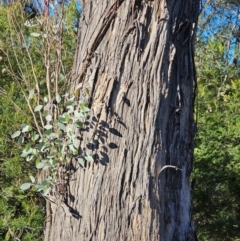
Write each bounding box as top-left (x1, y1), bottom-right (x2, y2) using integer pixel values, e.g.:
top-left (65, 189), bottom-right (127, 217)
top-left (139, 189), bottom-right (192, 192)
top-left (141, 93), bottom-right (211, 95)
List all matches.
top-left (21, 147), bottom-right (33, 157)
top-left (77, 158), bottom-right (84, 166)
top-left (73, 121), bottom-right (83, 128)
top-left (43, 110), bottom-right (48, 116)
top-left (32, 133), bottom-right (39, 141)
top-left (26, 155), bottom-right (34, 162)
top-left (22, 125), bottom-right (32, 133)
top-left (74, 111), bottom-right (85, 118)
top-left (69, 144), bottom-right (77, 152)
top-left (28, 89), bottom-right (34, 100)
top-left (36, 162), bottom-right (45, 169)
top-left (44, 124), bottom-right (53, 130)
top-left (34, 105), bottom-right (43, 112)
top-left (85, 155), bottom-right (94, 162)
top-left (20, 183), bottom-right (31, 190)
top-left (43, 130), bottom-right (52, 137)
top-left (29, 175), bottom-right (35, 183)
top-left (46, 115), bottom-right (52, 122)
top-left (35, 184), bottom-right (44, 191)
top-left (11, 130), bottom-right (21, 139)
top-left (56, 94), bottom-right (61, 103)
top-left (59, 117), bottom-right (66, 123)
top-left (48, 133), bottom-right (57, 138)
top-left (83, 106), bottom-right (90, 112)
top-left (57, 122), bottom-right (66, 131)
top-left (54, 139), bottom-right (62, 145)
top-left (44, 96), bottom-right (48, 103)
top-left (42, 180), bottom-right (48, 186)
top-left (18, 136), bottom-right (25, 144)
top-left (59, 73), bottom-right (65, 81)
top-left (31, 32), bottom-right (41, 37)
top-left (43, 187), bottom-right (51, 196)
top-left (20, 124), bottom-right (28, 129)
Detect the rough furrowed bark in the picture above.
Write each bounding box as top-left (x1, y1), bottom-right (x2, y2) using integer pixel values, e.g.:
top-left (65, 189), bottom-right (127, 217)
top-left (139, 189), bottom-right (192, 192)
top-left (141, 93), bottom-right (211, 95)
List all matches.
top-left (44, 0), bottom-right (199, 240)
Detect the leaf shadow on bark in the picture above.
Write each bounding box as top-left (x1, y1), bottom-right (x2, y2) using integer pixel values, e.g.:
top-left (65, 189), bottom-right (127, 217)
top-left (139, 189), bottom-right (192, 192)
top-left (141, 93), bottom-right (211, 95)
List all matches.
top-left (81, 114), bottom-right (124, 166)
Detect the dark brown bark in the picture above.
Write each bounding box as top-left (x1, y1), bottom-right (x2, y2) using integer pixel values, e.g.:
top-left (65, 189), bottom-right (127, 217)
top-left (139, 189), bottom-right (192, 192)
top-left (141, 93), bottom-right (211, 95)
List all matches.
top-left (44, 0), bottom-right (199, 240)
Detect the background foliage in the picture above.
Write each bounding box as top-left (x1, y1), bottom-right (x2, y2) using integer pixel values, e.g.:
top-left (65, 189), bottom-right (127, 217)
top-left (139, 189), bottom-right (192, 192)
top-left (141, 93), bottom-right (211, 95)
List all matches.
top-left (193, 1), bottom-right (240, 240)
top-left (0, 1), bottom-right (79, 239)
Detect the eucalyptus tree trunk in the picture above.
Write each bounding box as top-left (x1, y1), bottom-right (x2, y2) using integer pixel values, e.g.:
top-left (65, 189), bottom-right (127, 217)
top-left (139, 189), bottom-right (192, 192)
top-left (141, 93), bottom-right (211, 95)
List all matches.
top-left (44, 0), bottom-right (199, 240)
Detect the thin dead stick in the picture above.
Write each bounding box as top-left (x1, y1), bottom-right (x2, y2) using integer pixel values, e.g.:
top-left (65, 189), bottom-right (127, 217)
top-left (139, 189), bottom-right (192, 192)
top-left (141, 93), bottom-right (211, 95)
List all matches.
top-left (7, 36), bottom-right (45, 133)
top-left (159, 165), bottom-right (182, 174)
top-left (20, 88), bottom-right (43, 138)
top-left (45, 44), bottom-right (52, 102)
top-left (8, 11), bottom-right (47, 129)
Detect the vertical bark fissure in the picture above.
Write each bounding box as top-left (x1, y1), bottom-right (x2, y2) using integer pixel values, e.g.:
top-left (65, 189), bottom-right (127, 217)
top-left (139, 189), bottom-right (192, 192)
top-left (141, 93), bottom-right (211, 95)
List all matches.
top-left (44, 1), bottom-right (200, 240)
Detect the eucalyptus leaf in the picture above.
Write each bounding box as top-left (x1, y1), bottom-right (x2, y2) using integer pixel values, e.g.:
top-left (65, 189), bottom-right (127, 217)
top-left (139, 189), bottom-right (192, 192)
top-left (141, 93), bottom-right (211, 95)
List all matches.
top-left (28, 89), bottom-right (34, 99)
top-left (73, 121), bottom-right (83, 128)
top-left (44, 124), bottom-right (53, 130)
top-left (20, 183), bottom-right (31, 190)
top-left (24, 20), bottom-right (37, 27)
top-left (77, 158), bottom-right (85, 166)
top-left (42, 180), bottom-right (48, 186)
top-left (29, 175), bottom-right (35, 183)
top-left (26, 155), bottom-right (34, 162)
top-left (65, 114), bottom-right (70, 123)
top-left (43, 187), bottom-right (51, 196)
top-left (11, 130), bottom-right (21, 139)
top-left (54, 139), bottom-right (62, 145)
top-left (43, 110), bottom-right (48, 116)
top-left (31, 32), bottom-right (41, 37)
top-left (22, 125), bottom-right (32, 133)
top-left (31, 149), bottom-right (37, 155)
top-left (18, 136), bottom-right (25, 144)
top-left (48, 133), bottom-right (57, 138)
top-left (25, 144), bottom-right (31, 152)
top-left (67, 107), bottom-right (74, 114)
top-left (85, 155), bottom-right (94, 162)
top-left (56, 129), bottom-right (62, 136)
top-left (59, 117), bottom-right (67, 123)
top-left (32, 133), bottom-right (39, 141)
top-left (49, 159), bottom-right (54, 166)
top-left (69, 144), bottom-right (77, 152)
top-left (46, 115), bottom-right (52, 122)
top-left (83, 106), bottom-right (90, 112)
top-left (20, 124), bottom-right (28, 129)
top-left (56, 94), bottom-right (61, 103)
top-left (43, 130), bottom-right (52, 136)
top-left (59, 73), bottom-right (65, 81)
top-left (34, 105), bottom-right (43, 112)
top-left (35, 184), bottom-right (44, 191)
top-left (74, 111), bottom-right (85, 118)
top-left (67, 131), bottom-right (73, 138)
top-left (66, 100), bottom-right (74, 106)
top-left (35, 143), bottom-right (43, 151)
top-left (21, 148), bottom-right (33, 157)
top-left (36, 162), bottom-right (45, 169)
top-left (21, 152), bottom-right (29, 158)
top-left (80, 103), bottom-right (85, 111)
top-left (57, 122), bottom-right (66, 131)
top-left (42, 159), bottom-right (49, 163)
